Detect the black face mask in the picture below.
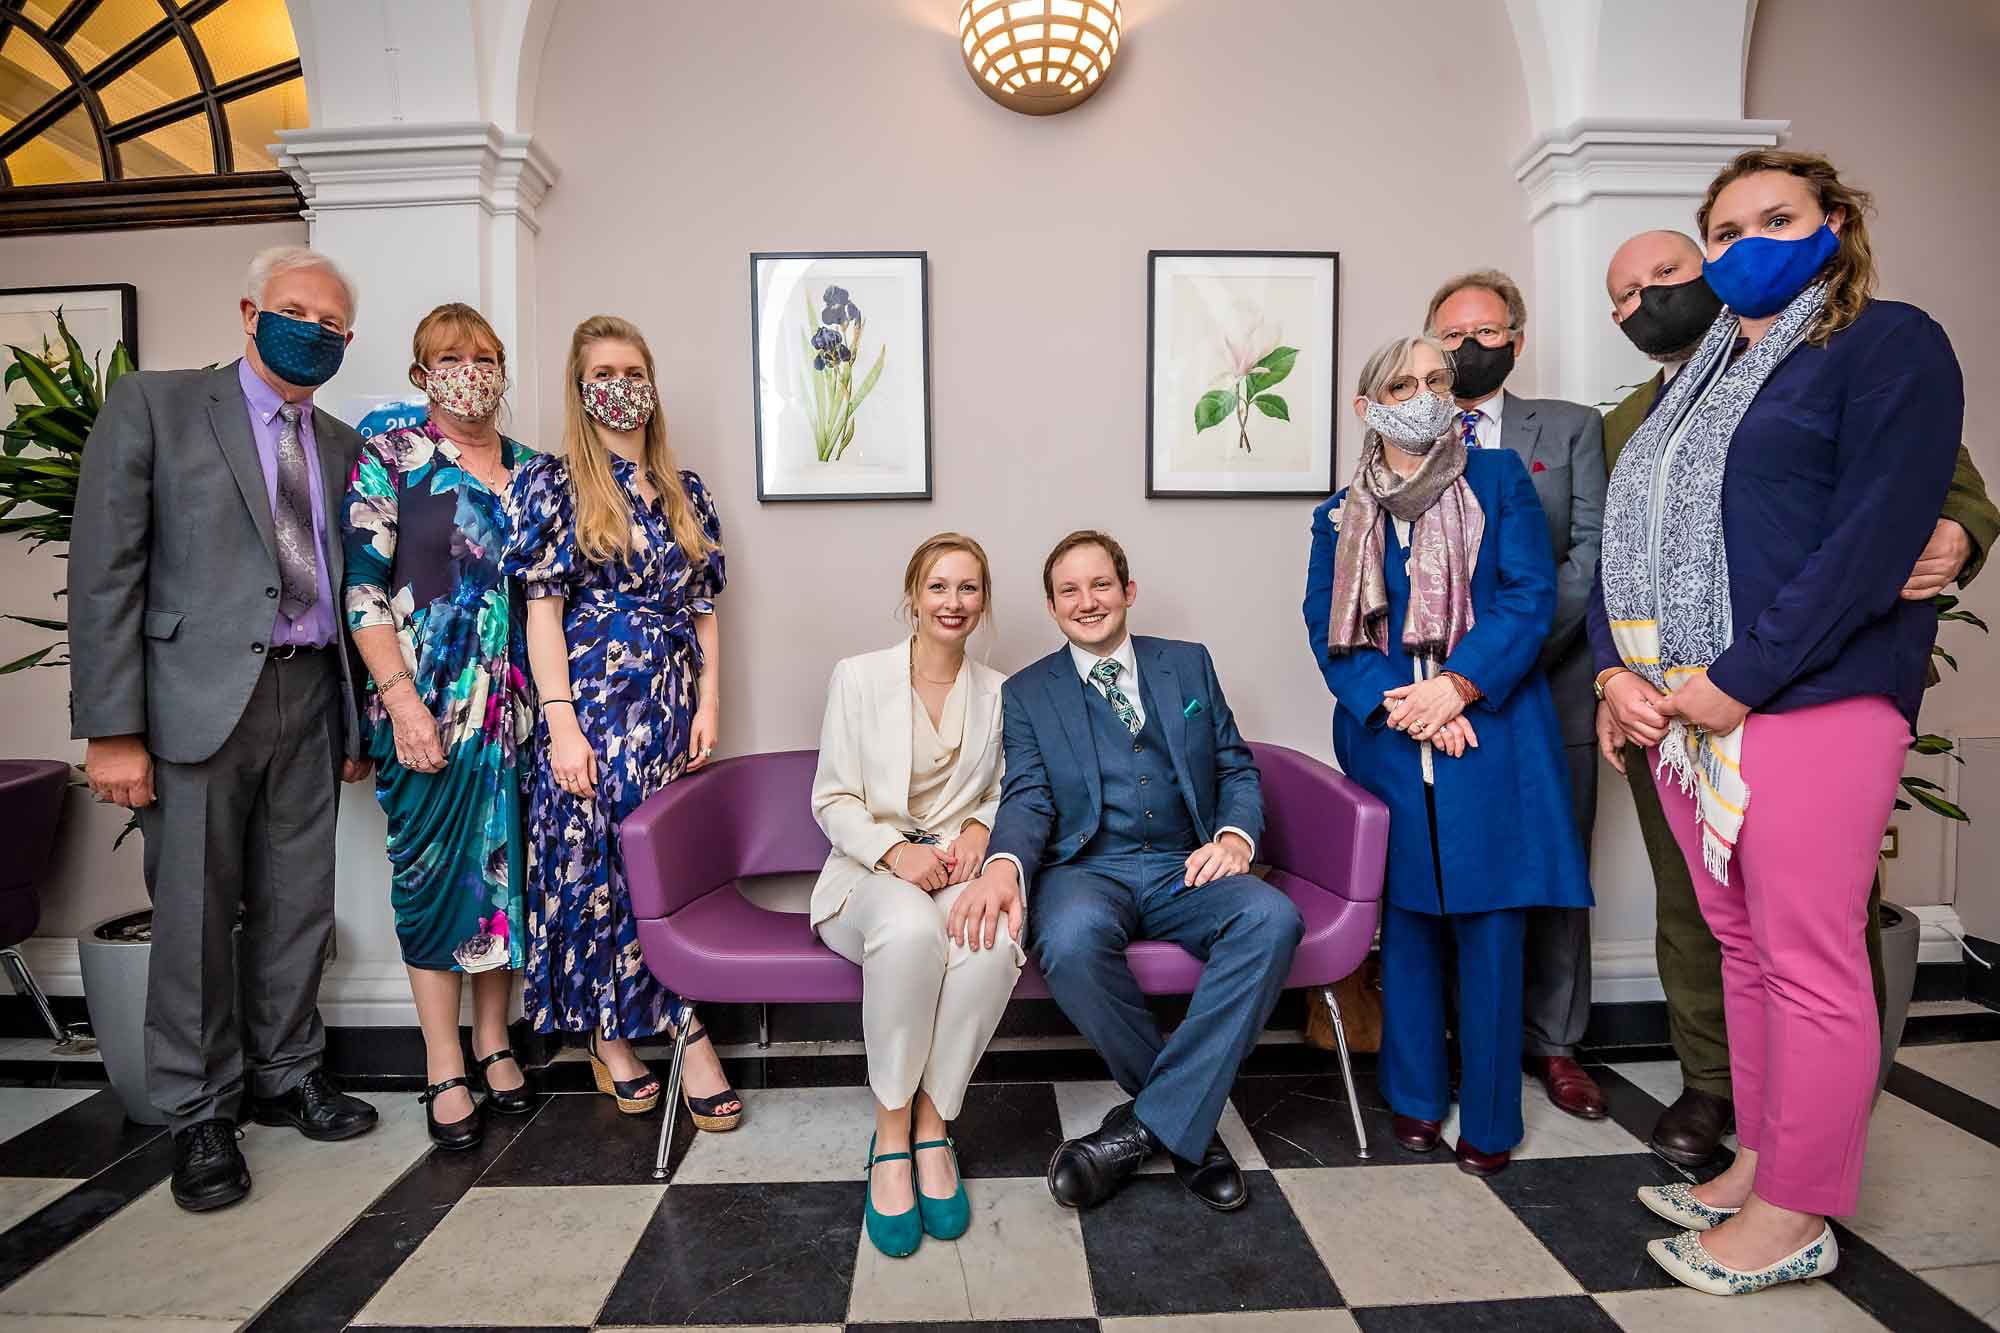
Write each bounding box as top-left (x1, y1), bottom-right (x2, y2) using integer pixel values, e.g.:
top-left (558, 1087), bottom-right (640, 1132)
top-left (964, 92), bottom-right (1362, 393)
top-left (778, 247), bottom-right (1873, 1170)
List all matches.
top-left (1618, 275), bottom-right (1724, 359)
top-left (1446, 337), bottom-right (1515, 401)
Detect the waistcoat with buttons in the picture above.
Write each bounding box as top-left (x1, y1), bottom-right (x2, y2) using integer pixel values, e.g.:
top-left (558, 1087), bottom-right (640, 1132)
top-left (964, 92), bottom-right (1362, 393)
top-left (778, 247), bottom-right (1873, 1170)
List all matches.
top-left (1077, 672), bottom-right (1200, 862)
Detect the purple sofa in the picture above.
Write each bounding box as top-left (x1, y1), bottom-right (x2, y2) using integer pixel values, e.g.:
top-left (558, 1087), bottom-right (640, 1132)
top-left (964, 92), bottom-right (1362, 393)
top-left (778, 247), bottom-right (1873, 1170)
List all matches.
top-left (624, 742), bottom-right (1389, 1179)
top-left (0, 760), bottom-right (78, 1046)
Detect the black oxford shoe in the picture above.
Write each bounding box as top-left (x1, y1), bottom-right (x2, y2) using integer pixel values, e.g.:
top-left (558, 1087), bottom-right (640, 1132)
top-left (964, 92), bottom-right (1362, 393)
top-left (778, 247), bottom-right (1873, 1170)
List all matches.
top-left (1047, 1100), bottom-right (1159, 1209)
top-left (249, 1069), bottom-right (379, 1142)
top-left (172, 1118), bottom-right (250, 1213)
top-left (1171, 1134), bottom-right (1248, 1211)
top-left (1650, 1087), bottom-right (1734, 1168)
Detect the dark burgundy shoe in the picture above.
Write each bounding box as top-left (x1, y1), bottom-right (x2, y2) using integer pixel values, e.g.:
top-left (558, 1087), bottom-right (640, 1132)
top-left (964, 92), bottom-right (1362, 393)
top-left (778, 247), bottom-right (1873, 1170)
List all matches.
top-left (1528, 1056), bottom-right (1608, 1120)
top-left (1454, 1136), bottom-right (1511, 1177)
top-left (1650, 1087), bottom-right (1734, 1168)
top-left (1392, 1115), bottom-right (1443, 1153)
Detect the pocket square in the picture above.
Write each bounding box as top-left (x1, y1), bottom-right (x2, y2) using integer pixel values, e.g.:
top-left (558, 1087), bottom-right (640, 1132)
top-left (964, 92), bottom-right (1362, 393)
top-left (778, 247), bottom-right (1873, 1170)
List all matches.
top-left (1531, 459), bottom-right (1547, 474)
top-left (1183, 698), bottom-right (1204, 718)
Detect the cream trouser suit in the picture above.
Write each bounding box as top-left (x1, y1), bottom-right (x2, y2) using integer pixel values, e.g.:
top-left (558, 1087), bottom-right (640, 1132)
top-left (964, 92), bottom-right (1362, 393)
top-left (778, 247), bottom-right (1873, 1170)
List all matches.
top-left (810, 644), bottom-right (1021, 1118)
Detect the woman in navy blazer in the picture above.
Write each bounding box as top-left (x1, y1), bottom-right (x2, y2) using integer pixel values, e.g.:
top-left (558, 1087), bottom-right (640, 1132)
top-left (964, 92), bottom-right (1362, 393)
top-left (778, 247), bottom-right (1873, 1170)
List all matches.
top-left (1304, 334), bottom-right (1590, 1177)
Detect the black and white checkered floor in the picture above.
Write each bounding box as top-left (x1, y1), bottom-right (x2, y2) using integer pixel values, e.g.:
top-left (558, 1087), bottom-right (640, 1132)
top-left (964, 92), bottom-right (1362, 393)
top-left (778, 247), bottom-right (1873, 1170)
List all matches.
top-left (0, 1016), bottom-right (1997, 1331)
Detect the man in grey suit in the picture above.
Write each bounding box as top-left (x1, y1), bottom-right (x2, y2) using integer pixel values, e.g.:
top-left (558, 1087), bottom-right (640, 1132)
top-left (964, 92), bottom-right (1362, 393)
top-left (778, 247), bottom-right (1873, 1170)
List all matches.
top-left (1424, 269), bottom-right (1609, 1121)
top-left (71, 245), bottom-right (379, 1212)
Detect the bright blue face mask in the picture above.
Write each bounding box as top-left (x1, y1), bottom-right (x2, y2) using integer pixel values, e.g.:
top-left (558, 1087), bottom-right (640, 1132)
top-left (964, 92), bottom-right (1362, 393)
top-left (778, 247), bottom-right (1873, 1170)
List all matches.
top-left (1702, 223), bottom-right (1840, 318)
top-left (254, 310), bottom-right (347, 387)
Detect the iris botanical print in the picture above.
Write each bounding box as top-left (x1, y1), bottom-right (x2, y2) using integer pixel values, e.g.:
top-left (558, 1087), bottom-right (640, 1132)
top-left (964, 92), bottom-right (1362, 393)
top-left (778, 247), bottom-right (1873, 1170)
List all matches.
top-left (802, 284), bottom-right (886, 462)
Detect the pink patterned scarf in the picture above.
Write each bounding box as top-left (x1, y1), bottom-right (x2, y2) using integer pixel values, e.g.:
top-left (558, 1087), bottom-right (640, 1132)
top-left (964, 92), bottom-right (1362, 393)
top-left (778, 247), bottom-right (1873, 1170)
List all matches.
top-left (1325, 432), bottom-right (1484, 662)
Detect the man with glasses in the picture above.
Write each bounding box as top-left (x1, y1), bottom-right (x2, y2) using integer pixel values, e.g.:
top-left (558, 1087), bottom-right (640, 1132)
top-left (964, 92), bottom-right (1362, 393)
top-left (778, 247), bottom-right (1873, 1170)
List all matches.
top-left (72, 245), bottom-right (378, 1213)
top-left (1423, 270), bottom-right (1609, 1122)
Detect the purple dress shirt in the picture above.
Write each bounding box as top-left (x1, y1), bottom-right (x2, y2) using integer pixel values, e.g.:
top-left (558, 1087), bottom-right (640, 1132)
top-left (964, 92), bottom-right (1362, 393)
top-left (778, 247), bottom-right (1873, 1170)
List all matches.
top-left (238, 359), bottom-right (337, 648)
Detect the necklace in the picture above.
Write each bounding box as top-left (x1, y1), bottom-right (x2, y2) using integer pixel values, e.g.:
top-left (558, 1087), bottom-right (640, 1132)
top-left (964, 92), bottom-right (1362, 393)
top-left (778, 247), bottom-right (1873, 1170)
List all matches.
top-left (910, 643), bottom-right (961, 686)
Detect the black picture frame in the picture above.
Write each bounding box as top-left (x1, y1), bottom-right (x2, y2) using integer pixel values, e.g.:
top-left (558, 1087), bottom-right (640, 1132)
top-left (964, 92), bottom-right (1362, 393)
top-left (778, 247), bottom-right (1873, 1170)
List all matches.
top-left (0, 282), bottom-right (140, 370)
top-left (1145, 249), bottom-right (1340, 498)
top-left (749, 250), bottom-right (933, 503)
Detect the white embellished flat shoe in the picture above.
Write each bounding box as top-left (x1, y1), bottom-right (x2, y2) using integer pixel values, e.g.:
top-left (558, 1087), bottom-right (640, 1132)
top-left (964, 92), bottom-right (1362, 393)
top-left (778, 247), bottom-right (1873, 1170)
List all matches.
top-left (1647, 1224), bottom-right (1837, 1296)
top-left (1637, 1182), bottom-right (1740, 1232)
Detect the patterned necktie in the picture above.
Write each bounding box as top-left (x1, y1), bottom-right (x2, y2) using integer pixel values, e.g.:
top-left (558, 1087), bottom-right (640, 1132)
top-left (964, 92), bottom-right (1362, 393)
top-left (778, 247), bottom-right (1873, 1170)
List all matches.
top-left (1090, 658), bottom-right (1141, 735)
top-left (273, 403), bottom-right (320, 621)
top-left (1459, 409), bottom-right (1482, 450)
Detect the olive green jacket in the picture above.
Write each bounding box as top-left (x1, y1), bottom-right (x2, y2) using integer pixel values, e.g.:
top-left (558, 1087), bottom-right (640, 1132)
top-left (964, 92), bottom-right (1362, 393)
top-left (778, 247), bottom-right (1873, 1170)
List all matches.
top-left (1601, 370), bottom-right (1997, 586)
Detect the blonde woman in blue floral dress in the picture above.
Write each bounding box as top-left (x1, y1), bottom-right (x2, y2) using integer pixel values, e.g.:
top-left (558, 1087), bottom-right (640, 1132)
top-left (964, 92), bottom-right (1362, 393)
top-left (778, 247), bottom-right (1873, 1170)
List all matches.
top-left (343, 304), bottom-right (536, 1150)
top-left (503, 314), bottom-right (742, 1130)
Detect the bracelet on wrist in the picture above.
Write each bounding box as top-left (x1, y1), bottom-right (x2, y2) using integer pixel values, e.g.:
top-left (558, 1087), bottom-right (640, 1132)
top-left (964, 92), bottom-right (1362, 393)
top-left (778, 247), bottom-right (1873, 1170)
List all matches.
top-left (377, 668), bottom-right (413, 693)
top-left (541, 698), bottom-right (575, 713)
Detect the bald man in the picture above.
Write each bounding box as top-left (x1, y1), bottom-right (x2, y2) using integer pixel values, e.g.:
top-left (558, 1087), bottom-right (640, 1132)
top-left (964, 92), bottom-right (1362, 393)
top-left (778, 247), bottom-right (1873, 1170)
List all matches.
top-left (1600, 229), bottom-right (1998, 1168)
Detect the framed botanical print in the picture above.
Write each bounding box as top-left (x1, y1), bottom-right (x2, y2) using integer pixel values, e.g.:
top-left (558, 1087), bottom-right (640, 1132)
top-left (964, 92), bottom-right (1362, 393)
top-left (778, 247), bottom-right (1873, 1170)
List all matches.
top-left (0, 284), bottom-right (139, 414)
top-left (1145, 250), bottom-right (1339, 497)
top-left (750, 251), bottom-right (932, 501)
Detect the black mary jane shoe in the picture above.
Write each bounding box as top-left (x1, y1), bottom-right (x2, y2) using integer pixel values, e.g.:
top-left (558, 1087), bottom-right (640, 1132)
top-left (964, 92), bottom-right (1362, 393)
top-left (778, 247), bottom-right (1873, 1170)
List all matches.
top-left (474, 1047), bottom-right (535, 1117)
top-left (420, 1076), bottom-right (485, 1151)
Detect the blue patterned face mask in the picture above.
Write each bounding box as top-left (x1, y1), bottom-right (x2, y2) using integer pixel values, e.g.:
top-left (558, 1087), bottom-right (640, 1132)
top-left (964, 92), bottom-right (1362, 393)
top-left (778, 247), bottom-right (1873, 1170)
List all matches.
top-left (254, 310), bottom-right (347, 387)
top-left (1702, 223), bottom-right (1839, 319)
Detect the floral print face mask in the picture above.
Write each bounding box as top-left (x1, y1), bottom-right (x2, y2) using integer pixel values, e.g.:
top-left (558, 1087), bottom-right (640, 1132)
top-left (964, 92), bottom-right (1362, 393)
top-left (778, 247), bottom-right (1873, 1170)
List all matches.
top-left (424, 361), bottom-right (507, 422)
top-left (578, 376), bottom-right (657, 433)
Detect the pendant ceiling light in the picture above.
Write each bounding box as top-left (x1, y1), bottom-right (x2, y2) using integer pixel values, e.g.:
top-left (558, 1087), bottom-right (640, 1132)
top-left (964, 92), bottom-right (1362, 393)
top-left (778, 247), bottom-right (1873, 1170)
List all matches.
top-left (959, 0), bottom-right (1123, 116)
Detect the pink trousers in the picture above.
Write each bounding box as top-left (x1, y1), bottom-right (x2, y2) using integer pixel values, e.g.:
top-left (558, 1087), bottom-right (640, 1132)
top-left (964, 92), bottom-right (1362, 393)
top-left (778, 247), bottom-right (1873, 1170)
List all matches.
top-left (1650, 694), bottom-right (1910, 1217)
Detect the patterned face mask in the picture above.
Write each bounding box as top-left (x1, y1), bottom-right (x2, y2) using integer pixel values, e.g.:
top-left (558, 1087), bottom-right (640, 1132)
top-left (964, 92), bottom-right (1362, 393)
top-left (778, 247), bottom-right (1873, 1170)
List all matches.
top-left (1364, 391), bottom-right (1457, 453)
top-left (578, 376), bottom-right (657, 433)
top-left (424, 361), bottom-right (507, 422)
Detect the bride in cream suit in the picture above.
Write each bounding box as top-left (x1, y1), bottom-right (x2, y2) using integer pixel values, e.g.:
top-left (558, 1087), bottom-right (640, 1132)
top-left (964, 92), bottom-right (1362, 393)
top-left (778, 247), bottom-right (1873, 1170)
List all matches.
top-left (811, 533), bottom-right (1020, 1258)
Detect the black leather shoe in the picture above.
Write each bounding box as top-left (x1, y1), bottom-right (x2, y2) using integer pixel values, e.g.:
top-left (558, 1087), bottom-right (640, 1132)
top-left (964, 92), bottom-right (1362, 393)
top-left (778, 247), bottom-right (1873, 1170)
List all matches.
top-left (249, 1069), bottom-right (379, 1142)
top-left (1047, 1100), bottom-right (1159, 1209)
top-left (171, 1118), bottom-right (250, 1213)
top-left (1650, 1087), bottom-right (1734, 1168)
top-left (474, 1048), bottom-right (535, 1117)
top-left (1171, 1134), bottom-right (1248, 1211)
top-left (420, 1076), bottom-right (484, 1151)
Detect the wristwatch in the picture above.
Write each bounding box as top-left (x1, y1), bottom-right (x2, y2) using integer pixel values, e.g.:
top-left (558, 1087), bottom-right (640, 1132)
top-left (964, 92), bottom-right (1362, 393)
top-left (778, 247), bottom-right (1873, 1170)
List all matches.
top-left (1592, 667), bottom-right (1631, 700)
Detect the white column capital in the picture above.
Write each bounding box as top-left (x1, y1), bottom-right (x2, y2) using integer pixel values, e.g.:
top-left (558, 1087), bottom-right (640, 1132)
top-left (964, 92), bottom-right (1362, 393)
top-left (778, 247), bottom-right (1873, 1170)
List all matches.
top-left (1514, 116), bottom-right (1789, 221)
top-left (274, 122), bottom-right (560, 232)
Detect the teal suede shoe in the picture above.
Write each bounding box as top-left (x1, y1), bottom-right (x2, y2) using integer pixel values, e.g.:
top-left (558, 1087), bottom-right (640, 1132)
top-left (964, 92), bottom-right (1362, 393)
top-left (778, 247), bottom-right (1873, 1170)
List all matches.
top-left (914, 1137), bottom-right (970, 1240)
top-left (865, 1134), bottom-right (922, 1258)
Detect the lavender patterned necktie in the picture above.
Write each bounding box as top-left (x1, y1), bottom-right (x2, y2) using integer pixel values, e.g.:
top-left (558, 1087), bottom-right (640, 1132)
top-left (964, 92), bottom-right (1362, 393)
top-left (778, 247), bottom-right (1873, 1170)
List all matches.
top-left (273, 403), bottom-right (319, 620)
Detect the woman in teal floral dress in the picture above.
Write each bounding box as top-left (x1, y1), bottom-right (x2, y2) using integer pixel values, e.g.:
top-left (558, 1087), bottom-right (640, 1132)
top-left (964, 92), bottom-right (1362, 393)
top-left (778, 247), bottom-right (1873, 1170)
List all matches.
top-left (342, 304), bottom-right (536, 1150)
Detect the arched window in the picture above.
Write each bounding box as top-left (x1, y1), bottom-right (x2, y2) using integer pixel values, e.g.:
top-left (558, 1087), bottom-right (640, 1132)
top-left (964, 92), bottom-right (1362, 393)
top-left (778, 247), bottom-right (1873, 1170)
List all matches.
top-left (0, 0), bottom-right (307, 233)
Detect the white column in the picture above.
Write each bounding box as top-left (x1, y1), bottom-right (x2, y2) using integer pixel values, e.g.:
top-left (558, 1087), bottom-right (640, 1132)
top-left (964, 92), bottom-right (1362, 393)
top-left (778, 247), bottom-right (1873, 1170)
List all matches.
top-left (268, 0), bottom-right (557, 1022)
top-left (1502, 0), bottom-right (1783, 1001)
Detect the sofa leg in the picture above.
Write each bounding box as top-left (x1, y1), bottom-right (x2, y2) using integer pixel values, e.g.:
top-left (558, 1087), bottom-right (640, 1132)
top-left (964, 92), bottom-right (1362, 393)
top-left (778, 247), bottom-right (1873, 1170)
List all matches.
top-left (757, 1003), bottom-right (770, 1050)
top-left (0, 948), bottom-right (91, 1053)
top-left (653, 1021), bottom-right (693, 1182)
top-left (1321, 984), bottom-right (1369, 1160)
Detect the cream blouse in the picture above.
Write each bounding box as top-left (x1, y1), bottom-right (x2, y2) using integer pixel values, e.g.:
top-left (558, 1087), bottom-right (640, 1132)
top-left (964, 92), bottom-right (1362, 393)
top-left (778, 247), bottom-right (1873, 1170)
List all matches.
top-left (908, 666), bottom-right (968, 829)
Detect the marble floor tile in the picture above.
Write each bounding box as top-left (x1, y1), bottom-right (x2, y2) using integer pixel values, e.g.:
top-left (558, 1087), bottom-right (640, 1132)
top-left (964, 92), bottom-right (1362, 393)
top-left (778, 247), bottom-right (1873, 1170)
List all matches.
top-left (0, 1179), bottom-right (77, 1234)
top-left (354, 1183), bottom-right (662, 1327)
top-left (1849, 1092), bottom-right (2000, 1270)
top-left (1604, 1061), bottom-right (1683, 1110)
top-left (847, 1177), bottom-right (1092, 1324)
top-left (0, 1095), bottom-right (428, 1324)
top-left (670, 1084), bottom-right (876, 1185)
top-left (1481, 1154), bottom-right (1688, 1293)
top-left (1899, 1042), bottom-right (2000, 1112)
top-left (481, 1088), bottom-right (680, 1187)
top-left (1053, 1080), bottom-right (1266, 1174)
top-left (0, 1091), bottom-right (94, 1151)
top-left (1103, 1312), bottom-right (1361, 1332)
top-left (948, 1081), bottom-right (1067, 1178)
top-left (0, 1089), bottom-right (160, 1179)
top-left (1442, 1075), bottom-right (1650, 1160)
top-left (1596, 1282), bottom-right (1889, 1331)
top-left (1920, 1261), bottom-right (2000, 1325)
top-left (614, 1327), bottom-right (841, 1333)
top-left (0, 1317), bottom-right (242, 1331)
top-left (1081, 1171), bottom-right (1340, 1317)
top-left (1229, 1071), bottom-right (1397, 1168)
top-left (1278, 1163), bottom-right (1580, 1307)
top-left (597, 1180), bottom-right (861, 1327)
top-left (1353, 1296), bottom-right (1620, 1331)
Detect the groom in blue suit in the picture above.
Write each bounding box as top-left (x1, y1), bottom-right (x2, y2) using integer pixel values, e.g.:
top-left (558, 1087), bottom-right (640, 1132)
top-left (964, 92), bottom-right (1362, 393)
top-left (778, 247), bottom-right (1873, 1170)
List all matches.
top-left (948, 531), bottom-right (1302, 1212)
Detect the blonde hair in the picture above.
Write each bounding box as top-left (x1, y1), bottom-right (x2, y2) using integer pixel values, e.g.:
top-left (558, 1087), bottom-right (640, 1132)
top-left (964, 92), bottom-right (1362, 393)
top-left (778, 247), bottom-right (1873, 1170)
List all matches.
top-left (901, 532), bottom-right (993, 627)
top-left (560, 315), bottom-right (716, 567)
top-left (1424, 268), bottom-right (1526, 336)
top-left (1696, 148), bottom-right (1876, 346)
top-left (407, 302), bottom-right (506, 393)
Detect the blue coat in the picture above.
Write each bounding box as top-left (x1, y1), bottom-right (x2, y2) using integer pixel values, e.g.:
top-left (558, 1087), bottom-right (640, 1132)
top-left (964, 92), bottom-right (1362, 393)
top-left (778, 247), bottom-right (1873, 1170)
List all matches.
top-left (988, 636), bottom-right (1264, 893)
top-left (1303, 449), bottom-right (1592, 917)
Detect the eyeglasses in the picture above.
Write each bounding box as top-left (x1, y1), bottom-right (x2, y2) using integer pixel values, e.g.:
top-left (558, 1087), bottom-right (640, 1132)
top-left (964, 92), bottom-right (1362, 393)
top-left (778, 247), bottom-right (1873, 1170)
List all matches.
top-left (1436, 324), bottom-right (1515, 350)
top-left (1383, 370), bottom-right (1455, 402)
